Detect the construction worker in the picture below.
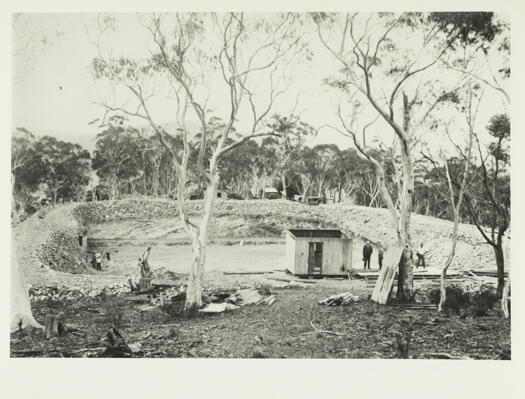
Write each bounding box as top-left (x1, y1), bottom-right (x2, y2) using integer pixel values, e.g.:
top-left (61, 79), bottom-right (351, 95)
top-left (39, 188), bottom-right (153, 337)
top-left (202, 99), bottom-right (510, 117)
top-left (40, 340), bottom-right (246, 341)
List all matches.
top-left (362, 241), bottom-right (373, 270)
top-left (95, 252), bottom-right (102, 271)
top-left (416, 242), bottom-right (427, 268)
top-left (378, 247), bottom-right (384, 270)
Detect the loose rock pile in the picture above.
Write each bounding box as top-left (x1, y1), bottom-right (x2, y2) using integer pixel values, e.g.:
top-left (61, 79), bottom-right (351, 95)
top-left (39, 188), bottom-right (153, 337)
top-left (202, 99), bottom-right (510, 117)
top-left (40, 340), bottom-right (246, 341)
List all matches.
top-left (29, 281), bottom-right (132, 302)
top-left (36, 227), bottom-right (91, 274)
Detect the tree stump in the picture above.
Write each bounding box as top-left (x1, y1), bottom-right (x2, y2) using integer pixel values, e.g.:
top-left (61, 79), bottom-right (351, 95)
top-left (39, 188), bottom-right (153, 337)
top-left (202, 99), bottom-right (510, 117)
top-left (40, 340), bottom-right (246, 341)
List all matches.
top-left (138, 247), bottom-right (153, 292)
top-left (138, 277), bottom-right (152, 292)
top-left (44, 312), bottom-right (67, 339)
top-left (101, 328), bottom-right (132, 358)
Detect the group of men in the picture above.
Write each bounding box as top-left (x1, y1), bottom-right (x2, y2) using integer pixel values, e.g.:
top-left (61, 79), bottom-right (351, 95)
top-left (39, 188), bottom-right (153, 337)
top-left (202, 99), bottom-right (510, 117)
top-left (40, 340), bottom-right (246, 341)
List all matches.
top-left (362, 241), bottom-right (427, 270)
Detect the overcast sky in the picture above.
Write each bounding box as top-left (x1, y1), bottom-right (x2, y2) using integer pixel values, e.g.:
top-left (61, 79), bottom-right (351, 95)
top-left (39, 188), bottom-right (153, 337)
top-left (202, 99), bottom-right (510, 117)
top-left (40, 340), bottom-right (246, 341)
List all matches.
top-left (12, 13), bottom-right (508, 153)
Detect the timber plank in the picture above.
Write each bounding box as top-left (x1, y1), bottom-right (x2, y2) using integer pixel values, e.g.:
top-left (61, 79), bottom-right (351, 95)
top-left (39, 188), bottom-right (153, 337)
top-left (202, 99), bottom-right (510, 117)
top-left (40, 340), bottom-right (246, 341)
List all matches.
top-left (371, 245), bottom-right (404, 304)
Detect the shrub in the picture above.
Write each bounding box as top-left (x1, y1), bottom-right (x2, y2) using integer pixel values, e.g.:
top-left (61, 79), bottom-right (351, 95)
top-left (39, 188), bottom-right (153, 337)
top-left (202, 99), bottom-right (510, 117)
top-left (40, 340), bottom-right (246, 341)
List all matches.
top-left (469, 285), bottom-right (500, 317)
top-left (160, 296), bottom-right (185, 318)
top-left (426, 283), bottom-right (499, 317)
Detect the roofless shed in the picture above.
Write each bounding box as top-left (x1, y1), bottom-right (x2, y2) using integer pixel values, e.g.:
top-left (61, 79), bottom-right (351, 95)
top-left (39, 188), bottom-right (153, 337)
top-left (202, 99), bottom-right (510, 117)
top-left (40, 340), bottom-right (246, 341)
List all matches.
top-left (285, 229), bottom-right (353, 277)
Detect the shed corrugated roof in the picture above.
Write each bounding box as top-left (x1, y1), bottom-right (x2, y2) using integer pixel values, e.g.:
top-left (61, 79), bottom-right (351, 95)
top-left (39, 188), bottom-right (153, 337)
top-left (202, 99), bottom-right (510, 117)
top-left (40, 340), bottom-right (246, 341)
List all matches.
top-left (286, 229), bottom-right (343, 238)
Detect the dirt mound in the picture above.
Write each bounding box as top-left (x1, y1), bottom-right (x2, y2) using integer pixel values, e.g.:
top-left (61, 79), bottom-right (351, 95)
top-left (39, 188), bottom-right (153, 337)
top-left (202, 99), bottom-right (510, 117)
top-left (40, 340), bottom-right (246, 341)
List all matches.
top-left (37, 227), bottom-right (92, 274)
top-left (13, 204), bottom-right (92, 280)
top-left (323, 205), bottom-right (497, 272)
top-left (78, 198), bottom-right (499, 271)
top-left (73, 198), bottom-right (180, 224)
top-left (16, 198), bottom-right (500, 285)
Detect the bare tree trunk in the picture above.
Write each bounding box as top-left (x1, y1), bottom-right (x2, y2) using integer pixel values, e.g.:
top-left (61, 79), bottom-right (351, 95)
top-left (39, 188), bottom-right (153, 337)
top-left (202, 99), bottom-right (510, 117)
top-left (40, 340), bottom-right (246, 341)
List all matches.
top-left (502, 269), bottom-right (510, 318)
top-left (501, 236), bottom-right (510, 318)
top-left (439, 214), bottom-right (459, 312)
top-left (281, 173), bottom-right (287, 199)
top-left (184, 174), bottom-right (219, 310)
top-left (109, 173), bottom-right (119, 200)
top-left (11, 173), bottom-right (19, 224)
top-left (301, 179), bottom-right (310, 203)
top-left (494, 242), bottom-right (505, 297)
top-left (396, 134), bottom-right (415, 301)
top-left (11, 245), bottom-right (41, 331)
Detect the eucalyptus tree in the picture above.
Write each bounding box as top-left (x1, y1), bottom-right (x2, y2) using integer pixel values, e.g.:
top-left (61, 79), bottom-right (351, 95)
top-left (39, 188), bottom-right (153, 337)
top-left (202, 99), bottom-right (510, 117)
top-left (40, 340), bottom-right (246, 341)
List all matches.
top-left (92, 13), bottom-right (307, 309)
top-left (313, 12), bottom-right (502, 301)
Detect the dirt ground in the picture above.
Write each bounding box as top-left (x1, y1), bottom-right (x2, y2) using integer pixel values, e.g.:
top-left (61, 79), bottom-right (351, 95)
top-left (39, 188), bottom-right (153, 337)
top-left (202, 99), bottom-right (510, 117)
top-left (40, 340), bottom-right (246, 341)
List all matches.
top-left (11, 201), bottom-right (510, 359)
top-left (11, 277), bottom-right (510, 359)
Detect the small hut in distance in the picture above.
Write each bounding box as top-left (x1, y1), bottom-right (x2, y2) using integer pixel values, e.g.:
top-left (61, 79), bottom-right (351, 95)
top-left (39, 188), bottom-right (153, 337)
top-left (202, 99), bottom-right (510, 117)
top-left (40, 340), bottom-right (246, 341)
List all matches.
top-left (285, 229), bottom-right (353, 277)
top-left (263, 187), bottom-right (281, 199)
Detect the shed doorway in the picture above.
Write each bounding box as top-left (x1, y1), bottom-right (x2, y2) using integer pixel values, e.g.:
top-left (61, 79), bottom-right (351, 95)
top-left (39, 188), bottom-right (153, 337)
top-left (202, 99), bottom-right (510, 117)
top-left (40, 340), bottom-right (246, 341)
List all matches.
top-left (308, 242), bottom-right (323, 274)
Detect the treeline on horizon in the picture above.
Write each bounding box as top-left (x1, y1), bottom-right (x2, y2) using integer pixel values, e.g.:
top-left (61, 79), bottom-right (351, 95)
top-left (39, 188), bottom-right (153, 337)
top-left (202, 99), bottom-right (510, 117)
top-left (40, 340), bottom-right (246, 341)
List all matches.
top-left (11, 110), bottom-right (509, 229)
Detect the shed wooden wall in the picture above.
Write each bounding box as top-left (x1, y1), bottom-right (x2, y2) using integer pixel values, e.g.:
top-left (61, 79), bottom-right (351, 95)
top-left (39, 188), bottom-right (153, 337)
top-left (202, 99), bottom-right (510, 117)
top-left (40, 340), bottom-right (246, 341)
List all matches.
top-left (285, 232), bottom-right (296, 272)
top-left (291, 236), bottom-right (352, 276)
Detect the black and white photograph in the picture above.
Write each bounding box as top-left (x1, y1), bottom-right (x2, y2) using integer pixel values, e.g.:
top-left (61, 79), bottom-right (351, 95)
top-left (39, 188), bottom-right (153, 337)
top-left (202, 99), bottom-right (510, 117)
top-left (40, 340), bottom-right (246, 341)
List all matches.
top-left (9, 3), bottom-right (517, 369)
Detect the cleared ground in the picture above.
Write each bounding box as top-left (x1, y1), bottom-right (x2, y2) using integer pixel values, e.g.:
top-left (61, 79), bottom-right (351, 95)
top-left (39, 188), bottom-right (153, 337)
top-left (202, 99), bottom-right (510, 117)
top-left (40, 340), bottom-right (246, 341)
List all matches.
top-left (96, 244), bottom-right (288, 275)
top-left (11, 200), bottom-right (509, 359)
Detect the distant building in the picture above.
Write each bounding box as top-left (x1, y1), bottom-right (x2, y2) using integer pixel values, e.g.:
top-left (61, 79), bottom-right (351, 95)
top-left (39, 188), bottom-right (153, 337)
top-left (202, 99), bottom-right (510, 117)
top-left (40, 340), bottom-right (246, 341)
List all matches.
top-left (285, 229), bottom-right (353, 277)
top-left (263, 187), bottom-right (281, 200)
top-left (217, 189), bottom-right (229, 200)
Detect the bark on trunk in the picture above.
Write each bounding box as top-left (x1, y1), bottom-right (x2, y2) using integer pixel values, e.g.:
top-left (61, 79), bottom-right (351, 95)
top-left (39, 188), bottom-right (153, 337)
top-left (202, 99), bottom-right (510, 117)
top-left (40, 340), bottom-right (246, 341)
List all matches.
top-left (502, 237), bottom-right (510, 318)
top-left (11, 173), bottom-right (19, 224)
top-left (301, 184), bottom-right (309, 203)
top-left (396, 247), bottom-right (413, 301)
top-left (502, 271), bottom-right (510, 318)
top-left (11, 246), bottom-right (41, 331)
top-left (439, 214), bottom-right (459, 312)
top-left (184, 175), bottom-right (219, 310)
top-left (494, 243), bottom-right (505, 297)
top-left (281, 173), bottom-right (287, 199)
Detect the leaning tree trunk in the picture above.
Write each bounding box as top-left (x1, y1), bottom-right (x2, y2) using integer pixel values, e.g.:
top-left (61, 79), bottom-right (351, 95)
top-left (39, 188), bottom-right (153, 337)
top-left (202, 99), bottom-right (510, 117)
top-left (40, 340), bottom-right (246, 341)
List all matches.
top-left (184, 174), bottom-right (219, 310)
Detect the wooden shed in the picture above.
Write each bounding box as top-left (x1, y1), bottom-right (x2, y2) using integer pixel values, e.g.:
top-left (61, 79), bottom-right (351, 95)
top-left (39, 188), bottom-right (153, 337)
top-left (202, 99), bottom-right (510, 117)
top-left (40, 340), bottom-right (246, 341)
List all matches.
top-left (285, 229), bottom-right (353, 277)
top-left (263, 187), bottom-right (281, 199)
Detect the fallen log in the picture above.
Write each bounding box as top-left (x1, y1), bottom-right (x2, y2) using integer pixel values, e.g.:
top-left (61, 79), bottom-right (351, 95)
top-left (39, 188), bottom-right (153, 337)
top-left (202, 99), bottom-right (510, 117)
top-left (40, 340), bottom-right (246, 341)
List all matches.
top-left (422, 352), bottom-right (472, 360)
top-left (266, 277), bottom-right (317, 284)
top-left (318, 292), bottom-right (359, 306)
top-left (223, 271), bottom-right (272, 275)
top-left (256, 295), bottom-right (276, 306)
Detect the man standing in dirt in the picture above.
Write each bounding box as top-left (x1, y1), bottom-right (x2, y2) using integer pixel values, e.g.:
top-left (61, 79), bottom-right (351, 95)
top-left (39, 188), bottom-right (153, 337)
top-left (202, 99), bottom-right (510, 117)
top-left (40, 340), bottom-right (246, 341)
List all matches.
top-left (95, 252), bottom-right (102, 271)
top-left (416, 242), bottom-right (427, 268)
top-left (378, 247), bottom-right (384, 270)
top-left (362, 241), bottom-right (373, 270)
